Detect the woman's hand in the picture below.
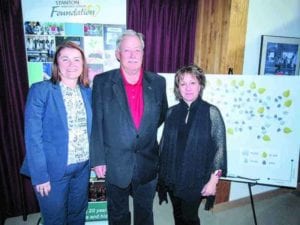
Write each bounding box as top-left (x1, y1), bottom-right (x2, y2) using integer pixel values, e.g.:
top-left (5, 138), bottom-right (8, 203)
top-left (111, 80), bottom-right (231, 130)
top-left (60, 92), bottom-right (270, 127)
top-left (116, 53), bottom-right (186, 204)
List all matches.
top-left (36, 181), bottom-right (51, 197)
top-left (201, 173), bottom-right (219, 196)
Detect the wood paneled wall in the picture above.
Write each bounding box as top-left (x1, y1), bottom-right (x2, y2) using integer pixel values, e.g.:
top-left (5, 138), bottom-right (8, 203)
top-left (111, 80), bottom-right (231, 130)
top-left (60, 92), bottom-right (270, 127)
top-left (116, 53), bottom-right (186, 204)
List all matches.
top-left (194, 0), bottom-right (249, 74)
top-left (193, 0), bottom-right (249, 203)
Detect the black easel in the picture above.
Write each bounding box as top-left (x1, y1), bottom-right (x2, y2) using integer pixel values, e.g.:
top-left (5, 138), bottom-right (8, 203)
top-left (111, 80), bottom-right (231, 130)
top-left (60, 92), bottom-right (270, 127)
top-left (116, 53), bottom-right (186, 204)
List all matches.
top-left (248, 182), bottom-right (258, 225)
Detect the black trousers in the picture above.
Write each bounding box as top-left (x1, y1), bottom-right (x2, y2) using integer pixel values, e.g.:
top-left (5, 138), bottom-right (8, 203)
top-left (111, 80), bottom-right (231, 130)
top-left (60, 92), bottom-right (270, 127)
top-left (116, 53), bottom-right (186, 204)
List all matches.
top-left (106, 178), bottom-right (157, 225)
top-left (168, 191), bottom-right (202, 225)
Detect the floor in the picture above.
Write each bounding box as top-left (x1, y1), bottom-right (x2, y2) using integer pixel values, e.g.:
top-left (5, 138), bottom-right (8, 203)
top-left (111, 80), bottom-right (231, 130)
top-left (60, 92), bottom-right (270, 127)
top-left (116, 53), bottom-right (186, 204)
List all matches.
top-left (4, 187), bottom-right (300, 225)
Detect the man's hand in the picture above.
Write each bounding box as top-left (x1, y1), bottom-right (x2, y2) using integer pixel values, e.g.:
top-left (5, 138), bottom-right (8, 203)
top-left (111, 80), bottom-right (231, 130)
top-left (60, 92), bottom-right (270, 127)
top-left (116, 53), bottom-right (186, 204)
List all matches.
top-left (93, 165), bottom-right (107, 178)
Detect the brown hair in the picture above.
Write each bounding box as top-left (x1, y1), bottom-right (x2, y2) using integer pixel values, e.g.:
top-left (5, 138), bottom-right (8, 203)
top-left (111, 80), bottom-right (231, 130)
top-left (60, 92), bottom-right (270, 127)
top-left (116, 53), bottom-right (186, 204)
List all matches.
top-left (174, 64), bottom-right (206, 100)
top-left (50, 41), bottom-right (89, 87)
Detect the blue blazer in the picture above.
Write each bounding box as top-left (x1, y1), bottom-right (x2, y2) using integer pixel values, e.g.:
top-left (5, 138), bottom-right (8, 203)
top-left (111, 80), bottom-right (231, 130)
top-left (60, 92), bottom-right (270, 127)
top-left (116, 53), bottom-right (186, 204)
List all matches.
top-left (20, 80), bottom-right (92, 185)
top-left (90, 69), bottom-right (168, 188)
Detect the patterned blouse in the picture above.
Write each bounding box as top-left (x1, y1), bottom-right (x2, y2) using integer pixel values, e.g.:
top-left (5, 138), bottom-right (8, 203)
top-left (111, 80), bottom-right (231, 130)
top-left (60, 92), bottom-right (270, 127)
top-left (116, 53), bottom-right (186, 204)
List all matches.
top-left (60, 83), bottom-right (89, 165)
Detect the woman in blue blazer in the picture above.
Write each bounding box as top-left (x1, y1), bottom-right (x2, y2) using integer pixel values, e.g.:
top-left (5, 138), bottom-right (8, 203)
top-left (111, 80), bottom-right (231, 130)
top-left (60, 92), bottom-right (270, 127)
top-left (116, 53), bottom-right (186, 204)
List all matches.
top-left (20, 42), bottom-right (92, 225)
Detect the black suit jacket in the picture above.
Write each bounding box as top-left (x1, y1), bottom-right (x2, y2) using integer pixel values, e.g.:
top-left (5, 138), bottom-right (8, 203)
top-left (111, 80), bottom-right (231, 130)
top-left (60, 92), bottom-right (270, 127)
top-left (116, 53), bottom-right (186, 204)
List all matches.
top-left (90, 69), bottom-right (168, 188)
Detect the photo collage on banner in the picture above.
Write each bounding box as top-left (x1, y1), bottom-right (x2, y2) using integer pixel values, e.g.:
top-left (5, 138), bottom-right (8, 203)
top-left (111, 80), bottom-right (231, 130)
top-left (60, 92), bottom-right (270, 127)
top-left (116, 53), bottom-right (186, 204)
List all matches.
top-left (22, 0), bottom-right (126, 87)
top-left (24, 22), bottom-right (125, 86)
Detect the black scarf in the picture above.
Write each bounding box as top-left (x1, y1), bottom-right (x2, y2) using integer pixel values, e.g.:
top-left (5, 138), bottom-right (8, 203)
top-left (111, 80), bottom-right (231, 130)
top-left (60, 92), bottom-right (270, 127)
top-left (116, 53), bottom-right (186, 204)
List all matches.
top-left (159, 98), bottom-right (215, 200)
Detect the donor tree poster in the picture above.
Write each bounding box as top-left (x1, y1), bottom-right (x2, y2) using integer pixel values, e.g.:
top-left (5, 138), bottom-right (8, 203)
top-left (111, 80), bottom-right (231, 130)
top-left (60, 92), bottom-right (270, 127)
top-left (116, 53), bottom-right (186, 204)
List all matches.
top-left (21, 0), bottom-right (126, 86)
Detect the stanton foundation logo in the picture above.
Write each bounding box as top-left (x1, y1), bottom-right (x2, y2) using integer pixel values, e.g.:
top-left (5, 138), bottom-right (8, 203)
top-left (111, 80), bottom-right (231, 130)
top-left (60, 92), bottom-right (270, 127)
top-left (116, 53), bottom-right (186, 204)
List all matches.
top-left (50, 1), bottom-right (101, 17)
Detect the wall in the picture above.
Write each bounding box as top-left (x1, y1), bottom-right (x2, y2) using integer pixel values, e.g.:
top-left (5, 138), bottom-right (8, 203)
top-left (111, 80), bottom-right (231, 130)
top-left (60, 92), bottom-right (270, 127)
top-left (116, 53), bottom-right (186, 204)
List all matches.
top-left (230, 0), bottom-right (300, 201)
top-left (194, 0), bottom-right (249, 74)
top-left (243, 0), bottom-right (300, 75)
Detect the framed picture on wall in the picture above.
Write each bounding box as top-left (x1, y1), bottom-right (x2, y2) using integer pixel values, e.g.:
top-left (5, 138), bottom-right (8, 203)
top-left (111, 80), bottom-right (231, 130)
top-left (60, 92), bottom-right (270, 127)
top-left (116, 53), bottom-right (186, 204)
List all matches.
top-left (258, 35), bottom-right (300, 75)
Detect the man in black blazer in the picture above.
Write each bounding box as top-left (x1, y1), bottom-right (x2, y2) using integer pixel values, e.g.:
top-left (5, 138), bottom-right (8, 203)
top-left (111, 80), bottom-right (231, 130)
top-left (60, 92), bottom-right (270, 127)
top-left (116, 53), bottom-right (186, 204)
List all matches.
top-left (90, 29), bottom-right (168, 225)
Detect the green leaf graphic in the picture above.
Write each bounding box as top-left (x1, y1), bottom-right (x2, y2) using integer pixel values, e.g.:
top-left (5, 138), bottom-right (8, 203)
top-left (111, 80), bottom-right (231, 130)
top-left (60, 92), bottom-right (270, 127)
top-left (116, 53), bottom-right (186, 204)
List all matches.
top-left (283, 90), bottom-right (290, 97)
top-left (257, 107), bottom-right (265, 114)
top-left (284, 99), bottom-right (292, 107)
top-left (250, 82), bottom-right (256, 89)
top-left (261, 152), bottom-right (268, 158)
top-left (227, 128), bottom-right (234, 135)
top-left (258, 88), bottom-right (266, 94)
top-left (283, 127), bottom-right (292, 134)
top-left (262, 135), bottom-right (270, 141)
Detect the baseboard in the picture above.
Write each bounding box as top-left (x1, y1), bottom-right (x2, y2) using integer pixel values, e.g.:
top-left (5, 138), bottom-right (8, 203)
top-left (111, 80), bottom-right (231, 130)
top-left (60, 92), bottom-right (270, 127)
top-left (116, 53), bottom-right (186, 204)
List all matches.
top-left (210, 186), bottom-right (298, 212)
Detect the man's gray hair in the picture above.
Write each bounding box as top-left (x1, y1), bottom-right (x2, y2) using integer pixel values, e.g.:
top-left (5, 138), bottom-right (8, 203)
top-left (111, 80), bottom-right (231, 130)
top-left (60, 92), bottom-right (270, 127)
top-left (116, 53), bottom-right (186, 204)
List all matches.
top-left (116, 29), bottom-right (145, 50)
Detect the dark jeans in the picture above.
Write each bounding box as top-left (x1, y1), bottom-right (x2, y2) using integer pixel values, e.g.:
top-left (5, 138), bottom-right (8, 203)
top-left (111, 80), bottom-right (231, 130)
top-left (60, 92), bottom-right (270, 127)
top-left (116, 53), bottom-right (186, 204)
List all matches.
top-left (106, 178), bottom-right (157, 225)
top-left (169, 191), bottom-right (202, 225)
top-left (36, 161), bottom-right (90, 225)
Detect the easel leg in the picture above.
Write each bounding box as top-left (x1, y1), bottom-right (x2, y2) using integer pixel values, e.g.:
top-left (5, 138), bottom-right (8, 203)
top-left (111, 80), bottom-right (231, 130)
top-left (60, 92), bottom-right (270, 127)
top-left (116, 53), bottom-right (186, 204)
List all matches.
top-left (248, 183), bottom-right (258, 225)
top-left (22, 214), bottom-right (27, 221)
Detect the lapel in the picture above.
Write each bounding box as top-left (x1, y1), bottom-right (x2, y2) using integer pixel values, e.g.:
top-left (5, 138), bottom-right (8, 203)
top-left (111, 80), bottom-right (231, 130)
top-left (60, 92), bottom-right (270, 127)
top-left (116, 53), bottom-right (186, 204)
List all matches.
top-left (111, 70), bottom-right (156, 133)
top-left (79, 86), bottom-right (92, 136)
top-left (111, 70), bottom-right (134, 127)
top-left (52, 83), bottom-right (68, 133)
top-left (139, 72), bottom-right (155, 133)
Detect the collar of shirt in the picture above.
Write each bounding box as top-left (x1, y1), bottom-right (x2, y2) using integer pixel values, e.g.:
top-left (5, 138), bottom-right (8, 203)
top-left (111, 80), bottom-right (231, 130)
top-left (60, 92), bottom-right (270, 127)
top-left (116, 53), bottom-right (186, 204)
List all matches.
top-left (120, 68), bottom-right (143, 86)
top-left (60, 82), bottom-right (79, 92)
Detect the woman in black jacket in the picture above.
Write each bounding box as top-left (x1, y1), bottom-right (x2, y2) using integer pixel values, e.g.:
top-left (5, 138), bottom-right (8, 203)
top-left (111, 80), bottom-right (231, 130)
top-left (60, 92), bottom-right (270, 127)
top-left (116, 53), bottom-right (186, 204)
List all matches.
top-left (158, 64), bottom-right (227, 225)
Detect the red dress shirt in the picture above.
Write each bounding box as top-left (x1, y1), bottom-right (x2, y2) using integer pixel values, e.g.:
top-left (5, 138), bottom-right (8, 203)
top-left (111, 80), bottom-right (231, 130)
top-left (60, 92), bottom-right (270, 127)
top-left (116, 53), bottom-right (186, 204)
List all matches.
top-left (121, 69), bottom-right (144, 130)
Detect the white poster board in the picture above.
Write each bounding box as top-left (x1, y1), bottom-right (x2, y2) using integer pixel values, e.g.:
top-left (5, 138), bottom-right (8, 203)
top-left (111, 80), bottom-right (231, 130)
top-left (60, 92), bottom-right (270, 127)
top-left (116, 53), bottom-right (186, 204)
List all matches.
top-left (160, 73), bottom-right (300, 188)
